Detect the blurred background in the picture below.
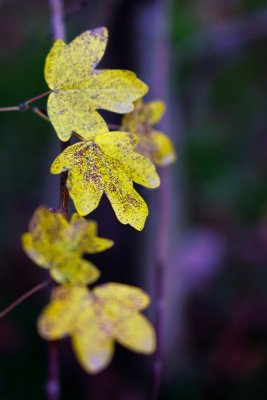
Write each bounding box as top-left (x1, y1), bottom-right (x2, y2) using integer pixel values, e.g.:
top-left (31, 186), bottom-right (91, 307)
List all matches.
top-left (1, 0), bottom-right (267, 399)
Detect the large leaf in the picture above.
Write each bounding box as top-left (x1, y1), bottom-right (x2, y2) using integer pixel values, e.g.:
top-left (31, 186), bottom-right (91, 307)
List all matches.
top-left (45, 28), bottom-right (148, 141)
top-left (51, 131), bottom-right (160, 231)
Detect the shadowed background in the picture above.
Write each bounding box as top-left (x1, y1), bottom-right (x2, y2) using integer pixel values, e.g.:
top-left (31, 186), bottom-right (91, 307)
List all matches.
top-left (1, 0), bottom-right (267, 399)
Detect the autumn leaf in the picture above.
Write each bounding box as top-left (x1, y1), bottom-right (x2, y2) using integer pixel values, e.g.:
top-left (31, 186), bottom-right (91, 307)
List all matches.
top-left (45, 27), bottom-right (148, 141)
top-left (22, 207), bottom-right (113, 284)
top-left (51, 130), bottom-right (160, 231)
top-left (122, 99), bottom-right (177, 166)
top-left (38, 283), bottom-right (156, 374)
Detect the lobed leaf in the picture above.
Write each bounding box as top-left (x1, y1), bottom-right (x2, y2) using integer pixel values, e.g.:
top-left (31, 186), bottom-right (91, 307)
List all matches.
top-left (45, 27), bottom-right (148, 141)
top-left (122, 99), bottom-right (177, 166)
top-left (38, 283), bottom-right (156, 374)
top-left (22, 207), bottom-right (113, 284)
top-left (45, 28), bottom-right (108, 90)
top-left (51, 131), bottom-right (160, 231)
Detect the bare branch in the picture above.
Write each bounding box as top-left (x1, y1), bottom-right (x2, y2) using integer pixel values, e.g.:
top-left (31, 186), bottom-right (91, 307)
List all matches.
top-left (0, 281), bottom-right (49, 320)
top-left (0, 91), bottom-right (51, 113)
top-left (46, 1), bottom-right (67, 400)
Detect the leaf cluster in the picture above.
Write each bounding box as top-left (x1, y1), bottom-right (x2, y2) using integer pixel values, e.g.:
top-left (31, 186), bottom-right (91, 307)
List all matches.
top-left (21, 27), bottom-right (176, 374)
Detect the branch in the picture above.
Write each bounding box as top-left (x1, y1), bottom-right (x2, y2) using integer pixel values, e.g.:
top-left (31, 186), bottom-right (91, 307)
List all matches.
top-left (46, 1), bottom-right (91, 39)
top-left (47, 1), bottom-right (67, 400)
top-left (0, 91), bottom-right (51, 113)
top-left (0, 281), bottom-right (49, 320)
top-left (31, 107), bottom-right (50, 121)
top-left (49, 0), bottom-right (69, 216)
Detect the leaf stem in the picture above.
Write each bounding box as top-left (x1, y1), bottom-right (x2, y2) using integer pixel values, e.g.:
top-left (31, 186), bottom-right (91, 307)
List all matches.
top-left (0, 281), bottom-right (49, 320)
top-left (59, 165), bottom-right (69, 217)
top-left (31, 107), bottom-right (50, 121)
top-left (24, 90), bottom-right (52, 106)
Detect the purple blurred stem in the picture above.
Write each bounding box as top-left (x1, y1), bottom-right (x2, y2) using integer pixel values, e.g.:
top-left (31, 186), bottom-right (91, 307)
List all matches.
top-left (46, 1), bottom-right (68, 400)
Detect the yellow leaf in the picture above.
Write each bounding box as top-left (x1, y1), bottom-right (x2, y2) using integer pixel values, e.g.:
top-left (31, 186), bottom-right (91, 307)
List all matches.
top-left (93, 282), bottom-right (150, 311)
top-left (72, 330), bottom-right (114, 374)
top-left (45, 27), bottom-right (148, 141)
top-left (38, 285), bottom-right (89, 339)
top-left (22, 207), bottom-right (113, 284)
top-left (38, 283), bottom-right (156, 374)
top-left (122, 99), bottom-right (177, 167)
top-left (51, 131), bottom-right (160, 231)
top-left (115, 314), bottom-right (155, 353)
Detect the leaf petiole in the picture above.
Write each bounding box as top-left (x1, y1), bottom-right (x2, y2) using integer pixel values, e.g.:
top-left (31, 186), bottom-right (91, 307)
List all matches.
top-left (0, 90), bottom-right (51, 113)
top-left (31, 107), bottom-right (50, 121)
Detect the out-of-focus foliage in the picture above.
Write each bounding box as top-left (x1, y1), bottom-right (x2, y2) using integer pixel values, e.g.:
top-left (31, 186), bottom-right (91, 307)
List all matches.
top-left (170, 0), bottom-right (267, 223)
top-left (2, 0), bottom-right (267, 398)
top-left (22, 207), bottom-right (113, 284)
top-left (161, 1), bottom-right (267, 399)
top-left (122, 100), bottom-right (177, 166)
top-left (38, 283), bottom-right (155, 373)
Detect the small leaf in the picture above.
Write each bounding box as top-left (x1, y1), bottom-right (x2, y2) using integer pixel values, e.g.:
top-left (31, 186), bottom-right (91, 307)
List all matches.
top-left (51, 131), bottom-right (160, 231)
top-left (122, 99), bottom-right (177, 166)
top-left (38, 283), bottom-right (156, 374)
top-left (22, 207), bottom-right (113, 284)
top-left (45, 27), bottom-right (148, 141)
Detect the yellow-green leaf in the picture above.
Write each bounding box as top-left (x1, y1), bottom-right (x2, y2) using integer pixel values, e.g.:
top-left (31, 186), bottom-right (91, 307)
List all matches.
top-left (51, 131), bottom-right (160, 231)
top-left (72, 330), bottom-right (114, 374)
top-left (122, 99), bottom-right (177, 166)
top-left (22, 207), bottom-right (113, 284)
top-left (45, 27), bottom-right (148, 141)
top-left (38, 283), bottom-right (156, 374)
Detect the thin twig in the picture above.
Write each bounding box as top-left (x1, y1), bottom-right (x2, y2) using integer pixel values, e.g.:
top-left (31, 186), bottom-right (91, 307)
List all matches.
top-left (0, 91), bottom-right (51, 112)
top-left (24, 91), bottom-right (52, 106)
top-left (0, 106), bottom-right (21, 112)
top-left (48, 0), bottom-right (69, 216)
top-left (0, 281), bottom-right (49, 320)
